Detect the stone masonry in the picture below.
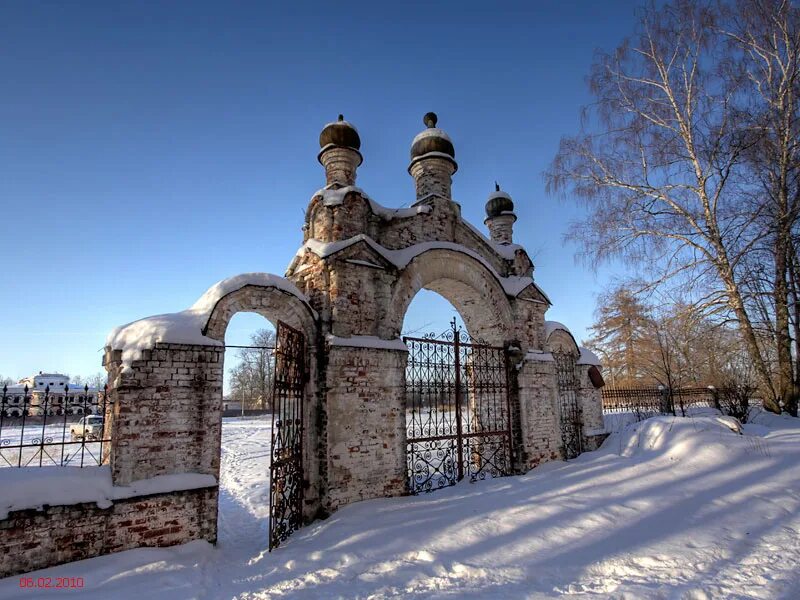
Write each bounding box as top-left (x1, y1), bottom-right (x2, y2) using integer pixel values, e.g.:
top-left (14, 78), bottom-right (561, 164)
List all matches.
top-left (0, 112), bottom-right (605, 577)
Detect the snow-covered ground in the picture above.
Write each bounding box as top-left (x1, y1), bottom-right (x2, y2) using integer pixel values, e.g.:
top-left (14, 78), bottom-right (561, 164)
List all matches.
top-left (1, 411), bottom-right (800, 599)
top-left (0, 422), bottom-right (104, 468)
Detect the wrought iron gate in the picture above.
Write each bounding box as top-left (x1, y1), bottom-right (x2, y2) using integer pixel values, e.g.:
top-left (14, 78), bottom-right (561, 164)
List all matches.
top-left (404, 319), bottom-right (512, 494)
top-left (268, 321), bottom-right (306, 551)
top-left (553, 350), bottom-right (583, 459)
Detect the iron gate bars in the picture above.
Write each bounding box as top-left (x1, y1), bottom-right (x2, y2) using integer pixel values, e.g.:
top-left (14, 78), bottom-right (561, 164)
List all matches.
top-left (553, 350), bottom-right (583, 459)
top-left (268, 321), bottom-right (306, 551)
top-left (0, 384), bottom-right (112, 468)
top-left (404, 320), bottom-right (512, 494)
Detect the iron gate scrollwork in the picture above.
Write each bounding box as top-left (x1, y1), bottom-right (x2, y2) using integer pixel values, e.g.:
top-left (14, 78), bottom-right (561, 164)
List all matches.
top-left (553, 350), bottom-right (583, 459)
top-left (404, 319), bottom-right (512, 494)
top-left (268, 321), bottom-right (306, 551)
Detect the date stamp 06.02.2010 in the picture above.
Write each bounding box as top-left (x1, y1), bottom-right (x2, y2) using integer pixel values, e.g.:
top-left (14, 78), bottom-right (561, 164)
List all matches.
top-left (19, 577), bottom-right (84, 590)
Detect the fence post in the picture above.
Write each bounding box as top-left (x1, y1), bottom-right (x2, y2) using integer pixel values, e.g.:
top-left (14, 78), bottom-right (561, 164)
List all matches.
top-left (708, 385), bottom-right (721, 412)
top-left (658, 385), bottom-right (673, 415)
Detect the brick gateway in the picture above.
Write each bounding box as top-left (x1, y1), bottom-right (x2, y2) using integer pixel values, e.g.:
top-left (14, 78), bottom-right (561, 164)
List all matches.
top-left (1, 113), bottom-right (607, 576)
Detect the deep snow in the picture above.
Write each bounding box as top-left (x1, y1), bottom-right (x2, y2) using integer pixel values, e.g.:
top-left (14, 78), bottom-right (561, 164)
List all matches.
top-left (1, 411), bottom-right (799, 599)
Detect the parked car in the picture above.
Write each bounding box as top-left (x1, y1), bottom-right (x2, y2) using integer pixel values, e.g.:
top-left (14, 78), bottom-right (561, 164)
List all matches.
top-left (70, 415), bottom-right (104, 442)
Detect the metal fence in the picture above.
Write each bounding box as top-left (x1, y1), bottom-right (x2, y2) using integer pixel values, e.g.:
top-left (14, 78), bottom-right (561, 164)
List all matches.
top-left (601, 386), bottom-right (721, 417)
top-left (0, 384), bottom-right (112, 468)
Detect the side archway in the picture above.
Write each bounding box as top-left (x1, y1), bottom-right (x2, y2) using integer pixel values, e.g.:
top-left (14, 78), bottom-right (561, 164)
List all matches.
top-left (203, 284), bottom-right (317, 344)
top-left (545, 323), bottom-right (583, 459)
top-left (201, 282), bottom-right (321, 531)
top-left (104, 273), bottom-right (321, 546)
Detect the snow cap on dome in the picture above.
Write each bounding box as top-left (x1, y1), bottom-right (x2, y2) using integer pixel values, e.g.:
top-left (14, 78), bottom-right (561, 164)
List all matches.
top-left (410, 112), bottom-right (455, 161)
top-left (319, 114), bottom-right (361, 151)
top-left (486, 182), bottom-right (515, 218)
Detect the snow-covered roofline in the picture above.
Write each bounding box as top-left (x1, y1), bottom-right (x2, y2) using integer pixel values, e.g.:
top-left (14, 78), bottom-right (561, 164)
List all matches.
top-left (544, 320), bottom-right (571, 338)
top-left (106, 273), bottom-right (313, 369)
top-left (544, 320), bottom-right (580, 351)
top-left (459, 217), bottom-right (526, 262)
top-left (291, 234), bottom-right (547, 300)
top-left (577, 347), bottom-right (602, 366)
top-left (311, 186), bottom-right (433, 220)
top-left (309, 185), bottom-right (538, 278)
top-left (326, 334), bottom-right (408, 352)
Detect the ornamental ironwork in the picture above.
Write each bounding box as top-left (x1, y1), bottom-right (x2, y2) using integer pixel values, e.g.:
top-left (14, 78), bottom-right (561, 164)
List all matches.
top-left (268, 321), bottom-right (307, 551)
top-left (0, 383), bottom-right (112, 468)
top-left (404, 318), bottom-right (512, 494)
top-left (553, 350), bottom-right (583, 459)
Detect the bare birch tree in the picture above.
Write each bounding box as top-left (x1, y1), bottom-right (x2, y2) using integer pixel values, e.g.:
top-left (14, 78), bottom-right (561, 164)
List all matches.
top-left (722, 0), bottom-right (800, 414)
top-left (547, 0), bottom-right (797, 413)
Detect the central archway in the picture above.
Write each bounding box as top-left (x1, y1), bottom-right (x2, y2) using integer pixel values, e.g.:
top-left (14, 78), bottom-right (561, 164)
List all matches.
top-left (390, 249), bottom-right (518, 494)
top-left (385, 247), bottom-right (515, 345)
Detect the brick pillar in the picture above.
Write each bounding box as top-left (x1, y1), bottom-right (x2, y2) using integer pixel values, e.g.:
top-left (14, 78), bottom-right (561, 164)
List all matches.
top-left (576, 364), bottom-right (607, 451)
top-left (323, 344), bottom-right (407, 512)
top-left (104, 343), bottom-right (224, 486)
top-left (517, 357), bottom-right (561, 470)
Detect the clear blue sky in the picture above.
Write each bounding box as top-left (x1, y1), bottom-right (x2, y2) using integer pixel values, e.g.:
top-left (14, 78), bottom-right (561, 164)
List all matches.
top-left (1, 0), bottom-right (634, 383)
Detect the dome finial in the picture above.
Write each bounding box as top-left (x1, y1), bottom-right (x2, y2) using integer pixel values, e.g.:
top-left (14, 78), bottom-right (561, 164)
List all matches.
top-left (338, 114), bottom-right (344, 121)
top-left (423, 112), bottom-right (438, 128)
top-left (495, 181), bottom-right (500, 192)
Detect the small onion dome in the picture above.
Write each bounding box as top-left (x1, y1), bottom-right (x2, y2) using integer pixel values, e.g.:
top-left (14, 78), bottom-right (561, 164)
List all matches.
top-left (485, 182), bottom-right (515, 218)
top-left (318, 114), bottom-right (362, 166)
top-left (317, 115), bottom-right (364, 166)
top-left (410, 112), bottom-right (456, 161)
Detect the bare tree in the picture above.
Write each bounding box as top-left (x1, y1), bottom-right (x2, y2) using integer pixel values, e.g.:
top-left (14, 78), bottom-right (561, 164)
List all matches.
top-left (547, 0), bottom-right (794, 413)
top-left (228, 329), bottom-right (276, 410)
top-left (722, 0), bottom-right (800, 415)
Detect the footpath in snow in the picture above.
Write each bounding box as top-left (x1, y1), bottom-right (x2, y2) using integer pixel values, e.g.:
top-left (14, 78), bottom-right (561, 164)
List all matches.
top-left (1, 410), bottom-right (799, 599)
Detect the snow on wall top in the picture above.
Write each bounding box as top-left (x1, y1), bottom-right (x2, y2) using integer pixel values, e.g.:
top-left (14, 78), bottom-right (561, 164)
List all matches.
top-left (312, 186), bottom-right (432, 220)
top-left (577, 346), bottom-right (602, 366)
top-left (314, 186), bottom-right (368, 207)
top-left (326, 334), bottom-right (408, 352)
top-left (543, 323), bottom-right (599, 365)
top-left (544, 320), bottom-right (572, 339)
top-left (106, 273), bottom-right (311, 368)
top-left (544, 320), bottom-right (581, 352)
top-left (0, 466), bottom-right (217, 520)
top-left (295, 234), bottom-right (542, 299)
top-left (312, 186), bottom-right (531, 268)
top-left (459, 218), bottom-right (525, 261)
